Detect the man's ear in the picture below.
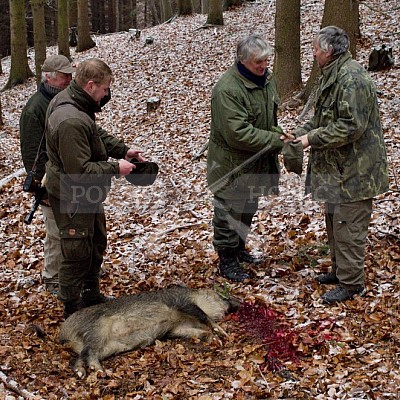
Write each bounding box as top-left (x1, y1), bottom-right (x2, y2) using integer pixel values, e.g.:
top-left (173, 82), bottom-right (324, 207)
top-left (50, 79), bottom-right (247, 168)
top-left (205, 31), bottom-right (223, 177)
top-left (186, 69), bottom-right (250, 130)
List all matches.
top-left (84, 80), bottom-right (95, 94)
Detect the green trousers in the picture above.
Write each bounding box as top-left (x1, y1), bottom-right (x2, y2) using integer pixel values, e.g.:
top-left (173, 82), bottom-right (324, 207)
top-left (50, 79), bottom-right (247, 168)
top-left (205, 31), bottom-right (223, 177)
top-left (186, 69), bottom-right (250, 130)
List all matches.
top-left (48, 195), bottom-right (107, 305)
top-left (212, 195), bottom-right (259, 250)
top-left (325, 199), bottom-right (373, 286)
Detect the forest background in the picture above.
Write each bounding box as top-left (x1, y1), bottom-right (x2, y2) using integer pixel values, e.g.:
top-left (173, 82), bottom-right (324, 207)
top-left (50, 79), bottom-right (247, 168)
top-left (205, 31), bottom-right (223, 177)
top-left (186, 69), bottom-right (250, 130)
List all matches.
top-left (0, 0), bottom-right (399, 399)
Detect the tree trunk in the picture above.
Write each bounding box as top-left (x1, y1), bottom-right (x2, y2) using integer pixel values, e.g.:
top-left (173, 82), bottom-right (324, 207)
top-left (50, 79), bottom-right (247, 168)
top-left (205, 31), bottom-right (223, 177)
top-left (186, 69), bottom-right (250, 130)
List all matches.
top-left (160, 0), bottom-right (173, 22)
top-left (206, 0), bottom-right (223, 25)
top-left (301, 0), bottom-right (360, 101)
top-left (68, 0), bottom-right (78, 27)
top-left (58, 0), bottom-right (71, 58)
top-left (76, 0), bottom-right (95, 52)
top-left (201, 0), bottom-right (208, 14)
top-left (223, 0), bottom-right (242, 12)
top-left (178, 0), bottom-right (192, 16)
top-left (30, 0), bottom-right (46, 88)
top-left (108, 0), bottom-right (116, 32)
top-left (3, 0), bottom-right (33, 90)
top-left (274, 0), bottom-right (302, 99)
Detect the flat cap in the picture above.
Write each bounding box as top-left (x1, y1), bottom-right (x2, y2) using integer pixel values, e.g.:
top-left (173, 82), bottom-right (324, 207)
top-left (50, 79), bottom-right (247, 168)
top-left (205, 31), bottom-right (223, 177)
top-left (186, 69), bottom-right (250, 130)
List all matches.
top-left (41, 55), bottom-right (75, 74)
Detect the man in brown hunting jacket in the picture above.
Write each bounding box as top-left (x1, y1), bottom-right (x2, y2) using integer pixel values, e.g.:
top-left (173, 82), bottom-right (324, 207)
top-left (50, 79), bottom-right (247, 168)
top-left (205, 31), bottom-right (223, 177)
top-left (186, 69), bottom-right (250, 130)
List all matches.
top-left (45, 58), bottom-right (144, 318)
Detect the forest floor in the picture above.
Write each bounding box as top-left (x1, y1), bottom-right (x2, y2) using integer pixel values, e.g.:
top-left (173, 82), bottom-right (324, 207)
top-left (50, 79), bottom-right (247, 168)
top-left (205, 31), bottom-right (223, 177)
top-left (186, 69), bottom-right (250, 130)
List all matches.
top-left (0, 0), bottom-right (399, 399)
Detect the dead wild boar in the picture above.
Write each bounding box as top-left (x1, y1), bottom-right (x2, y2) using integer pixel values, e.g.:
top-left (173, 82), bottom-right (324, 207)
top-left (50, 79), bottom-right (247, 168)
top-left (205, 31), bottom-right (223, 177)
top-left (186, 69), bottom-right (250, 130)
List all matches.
top-left (59, 286), bottom-right (240, 377)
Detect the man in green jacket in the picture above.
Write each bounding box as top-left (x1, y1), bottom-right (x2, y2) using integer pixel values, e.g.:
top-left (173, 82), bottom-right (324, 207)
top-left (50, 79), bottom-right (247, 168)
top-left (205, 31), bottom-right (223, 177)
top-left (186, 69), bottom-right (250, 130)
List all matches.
top-left (294, 26), bottom-right (389, 303)
top-left (207, 34), bottom-right (287, 282)
top-left (45, 58), bottom-right (144, 318)
top-left (19, 54), bottom-right (75, 294)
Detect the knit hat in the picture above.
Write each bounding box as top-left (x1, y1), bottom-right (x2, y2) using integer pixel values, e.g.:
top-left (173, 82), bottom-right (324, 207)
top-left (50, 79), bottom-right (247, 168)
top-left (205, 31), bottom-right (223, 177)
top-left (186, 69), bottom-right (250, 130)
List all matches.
top-left (125, 159), bottom-right (159, 186)
top-left (41, 55), bottom-right (75, 74)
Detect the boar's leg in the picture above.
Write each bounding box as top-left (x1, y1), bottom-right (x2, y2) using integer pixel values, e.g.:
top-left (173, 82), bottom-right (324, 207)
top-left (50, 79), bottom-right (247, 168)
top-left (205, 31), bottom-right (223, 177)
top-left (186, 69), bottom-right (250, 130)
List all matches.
top-left (72, 345), bottom-right (103, 378)
top-left (176, 302), bottom-right (228, 337)
top-left (168, 318), bottom-right (211, 341)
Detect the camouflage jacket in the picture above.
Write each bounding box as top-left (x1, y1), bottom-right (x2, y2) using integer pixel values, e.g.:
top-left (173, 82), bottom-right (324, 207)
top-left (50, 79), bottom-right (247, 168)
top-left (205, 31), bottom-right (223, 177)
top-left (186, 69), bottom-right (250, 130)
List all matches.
top-left (296, 52), bottom-right (389, 203)
top-left (207, 64), bottom-right (283, 200)
top-left (45, 80), bottom-right (128, 204)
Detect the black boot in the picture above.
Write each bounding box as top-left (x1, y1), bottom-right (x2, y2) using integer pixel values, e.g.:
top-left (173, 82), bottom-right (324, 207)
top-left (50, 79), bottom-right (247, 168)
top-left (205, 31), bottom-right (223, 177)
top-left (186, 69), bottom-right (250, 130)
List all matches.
top-left (218, 248), bottom-right (250, 282)
top-left (315, 271), bottom-right (339, 285)
top-left (63, 299), bottom-right (85, 320)
top-left (81, 288), bottom-right (114, 307)
top-left (237, 240), bottom-right (264, 265)
top-left (59, 285), bottom-right (84, 319)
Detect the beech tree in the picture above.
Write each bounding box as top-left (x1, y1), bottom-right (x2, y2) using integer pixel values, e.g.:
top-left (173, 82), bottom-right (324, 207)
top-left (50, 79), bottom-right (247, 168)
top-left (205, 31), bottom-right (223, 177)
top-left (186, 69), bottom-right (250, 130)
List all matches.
top-left (3, 0), bottom-right (33, 90)
top-left (58, 0), bottom-right (71, 58)
top-left (206, 0), bottom-right (223, 25)
top-left (177, 0), bottom-right (192, 16)
top-left (274, 0), bottom-right (302, 99)
top-left (30, 0), bottom-right (46, 87)
top-left (76, 0), bottom-right (96, 52)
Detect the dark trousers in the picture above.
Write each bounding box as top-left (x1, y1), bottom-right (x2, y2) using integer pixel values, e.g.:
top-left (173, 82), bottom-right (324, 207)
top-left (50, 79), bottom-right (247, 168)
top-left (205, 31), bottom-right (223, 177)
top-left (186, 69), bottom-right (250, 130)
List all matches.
top-left (212, 195), bottom-right (259, 250)
top-left (325, 199), bottom-right (372, 286)
top-left (48, 195), bottom-right (107, 305)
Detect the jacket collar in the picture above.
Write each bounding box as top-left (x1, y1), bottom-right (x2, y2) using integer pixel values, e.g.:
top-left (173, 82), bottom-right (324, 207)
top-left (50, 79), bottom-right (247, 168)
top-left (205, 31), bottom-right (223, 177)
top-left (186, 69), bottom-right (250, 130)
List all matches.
top-left (67, 80), bottom-right (102, 116)
top-left (320, 51), bottom-right (352, 91)
top-left (232, 64), bottom-right (271, 89)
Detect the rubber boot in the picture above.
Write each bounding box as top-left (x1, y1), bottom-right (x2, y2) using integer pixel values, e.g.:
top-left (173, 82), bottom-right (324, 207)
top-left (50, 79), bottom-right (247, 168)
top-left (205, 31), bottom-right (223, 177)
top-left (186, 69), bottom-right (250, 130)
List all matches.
top-left (218, 248), bottom-right (250, 282)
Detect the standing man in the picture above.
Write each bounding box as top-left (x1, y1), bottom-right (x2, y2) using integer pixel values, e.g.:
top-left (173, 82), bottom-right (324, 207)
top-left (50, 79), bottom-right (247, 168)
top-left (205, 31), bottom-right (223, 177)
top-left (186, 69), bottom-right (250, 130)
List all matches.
top-left (45, 58), bottom-right (144, 318)
top-left (20, 54), bottom-right (75, 294)
top-left (294, 26), bottom-right (389, 303)
top-left (207, 34), bottom-right (287, 282)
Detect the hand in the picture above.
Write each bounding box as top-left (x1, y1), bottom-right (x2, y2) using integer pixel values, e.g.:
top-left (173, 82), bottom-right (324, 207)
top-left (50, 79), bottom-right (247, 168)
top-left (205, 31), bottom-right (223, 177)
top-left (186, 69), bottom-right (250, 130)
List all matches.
top-left (125, 148), bottom-right (145, 162)
top-left (271, 126), bottom-right (294, 142)
top-left (294, 134), bottom-right (310, 149)
top-left (119, 159), bottom-right (135, 176)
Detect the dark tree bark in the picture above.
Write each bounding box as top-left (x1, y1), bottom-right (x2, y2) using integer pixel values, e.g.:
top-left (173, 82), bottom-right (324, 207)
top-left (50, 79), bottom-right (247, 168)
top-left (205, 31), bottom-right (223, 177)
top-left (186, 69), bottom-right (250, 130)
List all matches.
top-left (178, 0), bottom-right (192, 16)
top-left (206, 0), bottom-right (223, 25)
top-left (160, 0), bottom-right (173, 22)
top-left (76, 0), bottom-right (95, 52)
top-left (68, 0), bottom-right (78, 27)
top-left (3, 0), bottom-right (34, 90)
top-left (58, 0), bottom-right (71, 58)
top-left (274, 0), bottom-right (302, 99)
top-left (30, 0), bottom-right (46, 87)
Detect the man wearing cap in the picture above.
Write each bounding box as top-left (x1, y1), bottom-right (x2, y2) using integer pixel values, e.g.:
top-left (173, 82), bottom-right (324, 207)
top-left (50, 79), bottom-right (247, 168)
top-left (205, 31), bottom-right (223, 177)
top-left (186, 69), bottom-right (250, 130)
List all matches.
top-left (45, 58), bottom-right (144, 319)
top-left (20, 54), bottom-right (75, 294)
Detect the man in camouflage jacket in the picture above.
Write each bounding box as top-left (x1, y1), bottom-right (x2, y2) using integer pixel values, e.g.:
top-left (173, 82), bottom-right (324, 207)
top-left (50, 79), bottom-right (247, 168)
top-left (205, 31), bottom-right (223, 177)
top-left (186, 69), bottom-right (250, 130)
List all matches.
top-left (295, 26), bottom-right (389, 303)
top-left (207, 34), bottom-right (286, 282)
top-left (46, 58), bottom-right (144, 318)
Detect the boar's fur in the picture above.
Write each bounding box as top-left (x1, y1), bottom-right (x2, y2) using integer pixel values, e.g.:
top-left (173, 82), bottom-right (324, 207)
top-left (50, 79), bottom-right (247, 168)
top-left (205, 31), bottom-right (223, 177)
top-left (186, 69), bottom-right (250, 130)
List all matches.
top-left (59, 286), bottom-right (240, 377)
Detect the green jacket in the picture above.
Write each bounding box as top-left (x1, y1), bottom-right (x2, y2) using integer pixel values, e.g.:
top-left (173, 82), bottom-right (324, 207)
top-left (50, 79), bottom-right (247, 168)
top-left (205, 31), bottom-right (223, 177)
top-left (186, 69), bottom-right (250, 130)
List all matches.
top-left (296, 52), bottom-right (389, 203)
top-left (45, 80), bottom-right (129, 204)
top-left (207, 64), bottom-right (282, 200)
top-left (19, 83), bottom-right (58, 180)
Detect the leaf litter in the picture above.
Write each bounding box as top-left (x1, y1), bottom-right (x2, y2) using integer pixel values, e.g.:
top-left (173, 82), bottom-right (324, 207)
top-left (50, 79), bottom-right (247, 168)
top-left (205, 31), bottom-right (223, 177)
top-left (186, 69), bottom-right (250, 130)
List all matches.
top-left (0, 0), bottom-right (399, 398)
